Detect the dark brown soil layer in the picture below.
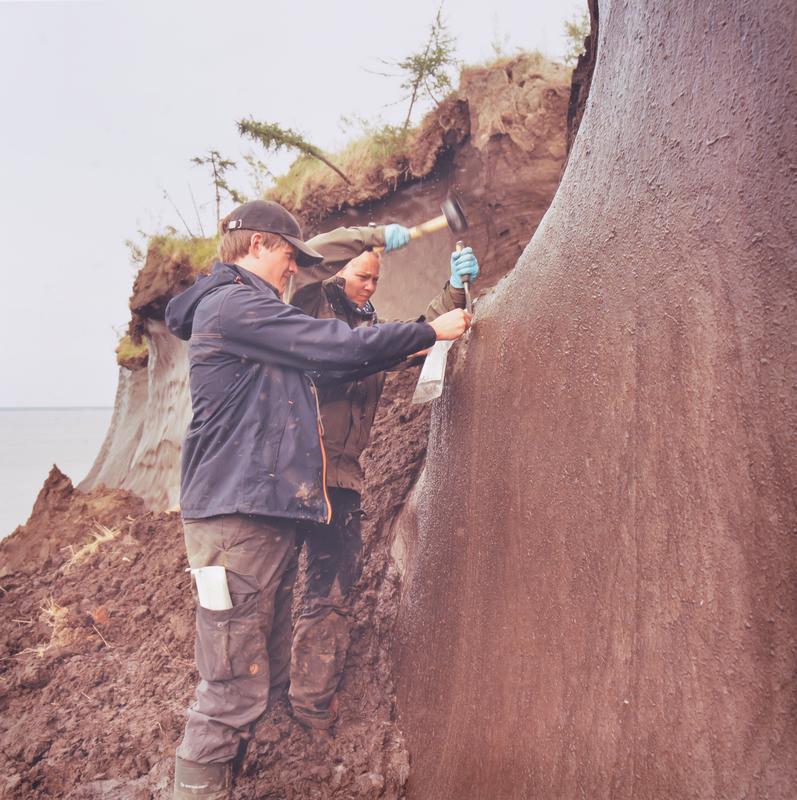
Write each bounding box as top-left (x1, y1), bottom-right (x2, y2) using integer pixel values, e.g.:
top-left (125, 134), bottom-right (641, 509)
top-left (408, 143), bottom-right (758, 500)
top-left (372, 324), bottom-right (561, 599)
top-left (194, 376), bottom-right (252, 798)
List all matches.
top-left (0, 368), bottom-right (429, 799)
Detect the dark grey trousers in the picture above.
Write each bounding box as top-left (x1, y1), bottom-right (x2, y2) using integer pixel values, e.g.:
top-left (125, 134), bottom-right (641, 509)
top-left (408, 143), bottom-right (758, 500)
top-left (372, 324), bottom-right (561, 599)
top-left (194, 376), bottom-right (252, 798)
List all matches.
top-left (177, 514), bottom-right (297, 764)
top-left (290, 488), bottom-right (364, 729)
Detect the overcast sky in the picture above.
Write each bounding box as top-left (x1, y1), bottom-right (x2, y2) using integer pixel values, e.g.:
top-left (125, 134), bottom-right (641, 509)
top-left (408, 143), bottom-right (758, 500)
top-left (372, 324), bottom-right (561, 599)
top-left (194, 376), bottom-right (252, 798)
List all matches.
top-left (0, 0), bottom-right (583, 407)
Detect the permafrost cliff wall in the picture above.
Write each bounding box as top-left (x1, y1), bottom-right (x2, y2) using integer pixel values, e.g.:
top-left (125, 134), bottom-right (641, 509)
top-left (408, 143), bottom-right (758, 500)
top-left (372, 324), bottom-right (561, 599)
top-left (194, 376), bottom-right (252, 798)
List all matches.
top-left (393, 1), bottom-right (797, 798)
top-left (80, 323), bottom-right (191, 510)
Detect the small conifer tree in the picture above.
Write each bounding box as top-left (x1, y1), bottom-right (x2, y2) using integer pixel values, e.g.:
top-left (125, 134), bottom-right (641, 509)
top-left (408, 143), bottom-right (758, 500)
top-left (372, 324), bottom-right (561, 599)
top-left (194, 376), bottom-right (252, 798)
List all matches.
top-left (191, 149), bottom-right (246, 226)
top-left (396, 5), bottom-right (458, 130)
top-left (563, 10), bottom-right (591, 67)
top-left (237, 119), bottom-right (351, 184)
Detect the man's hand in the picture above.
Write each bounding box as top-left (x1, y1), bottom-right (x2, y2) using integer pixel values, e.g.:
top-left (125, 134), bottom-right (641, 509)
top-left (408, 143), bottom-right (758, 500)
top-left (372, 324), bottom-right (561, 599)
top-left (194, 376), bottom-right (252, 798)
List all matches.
top-left (450, 246), bottom-right (479, 288)
top-left (429, 308), bottom-right (472, 341)
top-left (384, 224), bottom-right (412, 252)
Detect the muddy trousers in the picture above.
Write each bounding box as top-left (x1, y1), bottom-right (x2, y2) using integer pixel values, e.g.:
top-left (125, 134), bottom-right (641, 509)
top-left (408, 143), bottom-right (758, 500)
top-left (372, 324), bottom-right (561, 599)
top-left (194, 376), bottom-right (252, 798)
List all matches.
top-left (289, 488), bottom-right (364, 729)
top-left (177, 514), bottom-right (298, 764)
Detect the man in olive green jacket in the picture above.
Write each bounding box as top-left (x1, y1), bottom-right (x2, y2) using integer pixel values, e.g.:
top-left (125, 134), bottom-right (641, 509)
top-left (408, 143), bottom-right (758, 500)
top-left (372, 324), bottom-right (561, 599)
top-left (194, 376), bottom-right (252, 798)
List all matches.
top-left (287, 222), bottom-right (479, 730)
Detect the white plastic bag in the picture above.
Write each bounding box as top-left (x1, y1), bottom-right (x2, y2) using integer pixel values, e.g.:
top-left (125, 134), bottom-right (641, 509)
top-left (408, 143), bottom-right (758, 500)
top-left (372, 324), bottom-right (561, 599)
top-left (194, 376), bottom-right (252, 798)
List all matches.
top-left (190, 565), bottom-right (233, 611)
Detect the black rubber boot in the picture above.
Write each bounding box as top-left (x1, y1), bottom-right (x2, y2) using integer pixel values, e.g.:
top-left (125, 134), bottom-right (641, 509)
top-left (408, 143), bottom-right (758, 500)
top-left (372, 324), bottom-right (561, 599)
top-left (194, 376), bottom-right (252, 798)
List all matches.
top-left (173, 756), bottom-right (232, 799)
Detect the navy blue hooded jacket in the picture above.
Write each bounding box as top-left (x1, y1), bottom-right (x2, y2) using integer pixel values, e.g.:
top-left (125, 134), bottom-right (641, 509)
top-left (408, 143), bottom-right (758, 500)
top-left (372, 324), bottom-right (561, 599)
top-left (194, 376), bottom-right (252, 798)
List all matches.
top-left (165, 261), bottom-right (436, 523)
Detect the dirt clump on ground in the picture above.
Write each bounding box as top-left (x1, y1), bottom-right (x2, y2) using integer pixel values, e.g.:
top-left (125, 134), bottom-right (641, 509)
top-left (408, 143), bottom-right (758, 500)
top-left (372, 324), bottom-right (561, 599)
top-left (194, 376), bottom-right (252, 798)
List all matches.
top-left (0, 466), bottom-right (146, 580)
top-left (0, 368), bottom-right (430, 799)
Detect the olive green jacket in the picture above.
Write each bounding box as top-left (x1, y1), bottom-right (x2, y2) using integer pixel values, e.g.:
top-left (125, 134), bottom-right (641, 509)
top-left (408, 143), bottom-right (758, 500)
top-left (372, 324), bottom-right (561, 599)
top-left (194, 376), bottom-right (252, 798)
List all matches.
top-left (292, 225), bottom-right (466, 494)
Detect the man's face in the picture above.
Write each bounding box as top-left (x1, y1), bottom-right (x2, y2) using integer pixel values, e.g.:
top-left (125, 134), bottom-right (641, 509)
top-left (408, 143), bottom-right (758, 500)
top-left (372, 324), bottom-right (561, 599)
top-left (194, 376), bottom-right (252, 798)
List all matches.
top-left (257, 236), bottom-right (298, 295)
top-left (338, 251), bottom-right (381, 308)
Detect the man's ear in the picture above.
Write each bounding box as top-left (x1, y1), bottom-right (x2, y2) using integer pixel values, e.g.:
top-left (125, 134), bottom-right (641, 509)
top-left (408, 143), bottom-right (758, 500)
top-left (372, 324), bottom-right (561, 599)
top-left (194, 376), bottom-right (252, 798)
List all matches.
top-left (249, 232), bottom-right (262, 255)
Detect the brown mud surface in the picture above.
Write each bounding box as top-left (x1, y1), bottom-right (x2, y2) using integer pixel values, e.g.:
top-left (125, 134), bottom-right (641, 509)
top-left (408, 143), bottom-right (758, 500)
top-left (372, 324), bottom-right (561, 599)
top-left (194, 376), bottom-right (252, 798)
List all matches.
top-left (0, 368), bottom-right (430, 799)
top-left (394, 1), bottom-right (797, 798)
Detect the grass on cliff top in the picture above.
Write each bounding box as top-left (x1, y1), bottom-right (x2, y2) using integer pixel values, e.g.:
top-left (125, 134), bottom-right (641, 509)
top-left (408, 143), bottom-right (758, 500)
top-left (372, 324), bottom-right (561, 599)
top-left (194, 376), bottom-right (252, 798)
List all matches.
top-left (269, 123), bottom-right (411, 211)
top-left (115, 334), bottom-right (148, 366)
top-left (467, 47), bottom-right (549, 72)
top-left (266, 49), bottom-right (560, 213)
top-left (150, 233), bottom-right (219, 272)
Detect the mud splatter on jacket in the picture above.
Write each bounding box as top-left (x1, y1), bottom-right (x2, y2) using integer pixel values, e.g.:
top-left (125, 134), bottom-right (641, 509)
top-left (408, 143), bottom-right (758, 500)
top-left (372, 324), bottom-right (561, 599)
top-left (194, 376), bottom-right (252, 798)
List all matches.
top-left (164, 261), bottom-right (436, 523)
top-left (291, 226), bottom-right (466, 493)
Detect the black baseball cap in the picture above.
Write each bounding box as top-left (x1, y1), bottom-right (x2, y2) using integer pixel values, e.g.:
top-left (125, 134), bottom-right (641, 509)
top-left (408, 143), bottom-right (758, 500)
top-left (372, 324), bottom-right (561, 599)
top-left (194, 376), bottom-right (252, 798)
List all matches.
top-left (223, 200), bottom-right (323, 267)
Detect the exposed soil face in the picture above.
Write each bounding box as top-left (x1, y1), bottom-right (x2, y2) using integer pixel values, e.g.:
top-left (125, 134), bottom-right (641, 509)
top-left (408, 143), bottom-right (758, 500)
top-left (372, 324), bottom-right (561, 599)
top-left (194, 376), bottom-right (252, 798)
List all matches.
top-left (270, 54), bottom-right (569, 233)
top-left (0, 369), bottom-right (430, 799)
top-left (296, 54), bottom-right (571, 323)
top-left (128, 241), bottom-right (212, 340)
top-left (393, 1), bottom-right (797, 798)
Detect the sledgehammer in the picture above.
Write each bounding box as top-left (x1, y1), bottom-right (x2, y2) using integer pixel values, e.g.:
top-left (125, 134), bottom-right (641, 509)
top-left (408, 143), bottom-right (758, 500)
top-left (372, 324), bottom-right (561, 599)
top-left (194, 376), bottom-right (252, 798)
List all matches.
top-left (376, 193), bottom-right (468, 251)
top-left (411, 193), bottom-right (468, 240)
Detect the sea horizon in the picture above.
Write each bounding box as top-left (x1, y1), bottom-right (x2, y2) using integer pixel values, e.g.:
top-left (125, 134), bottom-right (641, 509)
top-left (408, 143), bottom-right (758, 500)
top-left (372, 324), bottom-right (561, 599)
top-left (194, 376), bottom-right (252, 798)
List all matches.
top-left (0, 405), bottom-right (113, 410)
top-left (0, 406), bottom-right (114, 539)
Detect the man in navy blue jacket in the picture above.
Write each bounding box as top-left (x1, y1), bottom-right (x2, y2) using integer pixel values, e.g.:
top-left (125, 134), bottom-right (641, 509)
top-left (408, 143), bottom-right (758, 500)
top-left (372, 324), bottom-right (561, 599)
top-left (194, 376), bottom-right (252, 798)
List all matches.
top-left (165, 200), bottom-right (469, 799)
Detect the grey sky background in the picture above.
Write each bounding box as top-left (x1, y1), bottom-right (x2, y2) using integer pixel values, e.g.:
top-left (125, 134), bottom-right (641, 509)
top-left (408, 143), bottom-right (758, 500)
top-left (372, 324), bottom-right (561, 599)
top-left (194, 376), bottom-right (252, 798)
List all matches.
top-left (0, 0), bottom-right (583, 407)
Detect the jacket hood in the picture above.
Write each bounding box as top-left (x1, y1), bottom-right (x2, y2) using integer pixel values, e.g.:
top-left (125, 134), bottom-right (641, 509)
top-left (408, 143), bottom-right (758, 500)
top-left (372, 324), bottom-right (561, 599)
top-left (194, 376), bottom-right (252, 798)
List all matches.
top-left (165, 261), bottom-right (268, 340)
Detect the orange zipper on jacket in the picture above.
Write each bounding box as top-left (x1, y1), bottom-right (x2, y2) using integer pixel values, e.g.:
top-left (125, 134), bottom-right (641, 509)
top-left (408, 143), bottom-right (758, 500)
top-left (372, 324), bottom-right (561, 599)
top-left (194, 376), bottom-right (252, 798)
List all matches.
top-left (307, 377), bottom-right (333, 524)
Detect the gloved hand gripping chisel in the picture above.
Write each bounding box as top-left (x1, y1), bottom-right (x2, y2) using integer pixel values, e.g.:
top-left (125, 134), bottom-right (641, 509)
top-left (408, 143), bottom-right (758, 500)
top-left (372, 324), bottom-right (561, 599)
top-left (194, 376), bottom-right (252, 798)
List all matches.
top-left (455, 241), bottom-right (473, 314)
top-left (411, 241), bottom-right (479, 404)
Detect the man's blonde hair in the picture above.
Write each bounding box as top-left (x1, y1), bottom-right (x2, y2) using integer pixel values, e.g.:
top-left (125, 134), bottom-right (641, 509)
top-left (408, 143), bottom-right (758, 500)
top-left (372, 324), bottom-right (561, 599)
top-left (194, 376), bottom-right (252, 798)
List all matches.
top-left (218, 212), bottom-right (285, 263)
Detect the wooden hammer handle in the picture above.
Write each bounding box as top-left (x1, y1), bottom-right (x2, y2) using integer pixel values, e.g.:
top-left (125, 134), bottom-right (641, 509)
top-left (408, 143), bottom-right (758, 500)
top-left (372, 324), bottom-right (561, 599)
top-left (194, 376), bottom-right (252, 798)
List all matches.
top-left (408, 214), bottom-right (448, 239)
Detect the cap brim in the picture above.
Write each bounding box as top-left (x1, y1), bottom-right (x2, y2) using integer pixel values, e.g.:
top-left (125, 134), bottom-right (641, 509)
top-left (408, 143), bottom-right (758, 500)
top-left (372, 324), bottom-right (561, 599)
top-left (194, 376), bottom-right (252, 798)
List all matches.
top-left (283, 234), bottom-right (324, 267)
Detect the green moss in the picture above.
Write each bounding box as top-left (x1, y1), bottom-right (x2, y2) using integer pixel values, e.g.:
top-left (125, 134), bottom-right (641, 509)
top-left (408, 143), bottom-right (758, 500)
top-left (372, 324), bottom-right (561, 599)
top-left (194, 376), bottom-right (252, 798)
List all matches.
top-left (462, 48), bottom-right (550, 74)
top-left (150, 234), bottom-right (219, 273)
top-left (116, 335), bottom-right (149, 369)
top-left (268, 124), bottom-right (412, 210)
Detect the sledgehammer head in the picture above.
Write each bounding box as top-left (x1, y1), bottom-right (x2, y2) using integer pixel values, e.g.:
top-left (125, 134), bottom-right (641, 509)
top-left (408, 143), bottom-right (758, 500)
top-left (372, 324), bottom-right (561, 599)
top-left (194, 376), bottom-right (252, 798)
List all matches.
top-left (441, 194), bottom-right (468, 234)
top-left (399, 194), bottom-right (470, 244)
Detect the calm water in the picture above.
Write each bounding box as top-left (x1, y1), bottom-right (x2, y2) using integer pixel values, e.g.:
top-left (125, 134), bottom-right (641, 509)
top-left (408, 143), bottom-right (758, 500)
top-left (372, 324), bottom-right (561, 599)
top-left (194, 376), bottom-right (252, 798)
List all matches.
top-left (0, 407), bottom-right (113, 539)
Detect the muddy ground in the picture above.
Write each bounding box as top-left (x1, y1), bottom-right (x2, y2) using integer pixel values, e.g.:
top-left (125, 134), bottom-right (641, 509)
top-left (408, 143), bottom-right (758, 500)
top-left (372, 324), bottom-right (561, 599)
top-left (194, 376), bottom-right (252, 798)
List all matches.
top-left (0, 367), bottom-right (431, 800)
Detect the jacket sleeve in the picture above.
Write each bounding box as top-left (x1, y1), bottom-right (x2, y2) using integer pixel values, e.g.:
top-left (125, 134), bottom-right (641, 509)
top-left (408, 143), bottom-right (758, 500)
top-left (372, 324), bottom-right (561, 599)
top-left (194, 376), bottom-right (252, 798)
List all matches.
top-left (218, 287), bottom-right (436, 372)
top-left (421, 281), bottom-right (467, 322)
top-left (306, 225), bottom-right (386, 265)
top-left (361, 282), bottom-right (468, 377)
top-left (309, 354), bottom-right (409, 386)
top-left (289, 226), bottom-right (387, 301)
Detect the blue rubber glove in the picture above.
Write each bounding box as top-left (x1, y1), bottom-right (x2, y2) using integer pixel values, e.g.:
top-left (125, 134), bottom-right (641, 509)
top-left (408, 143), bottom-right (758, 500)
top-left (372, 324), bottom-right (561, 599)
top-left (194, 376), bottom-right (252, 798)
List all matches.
top-left (383, 224), bottom-right (411, 253)
top-left (450, 246), bottom-right (479, 289)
